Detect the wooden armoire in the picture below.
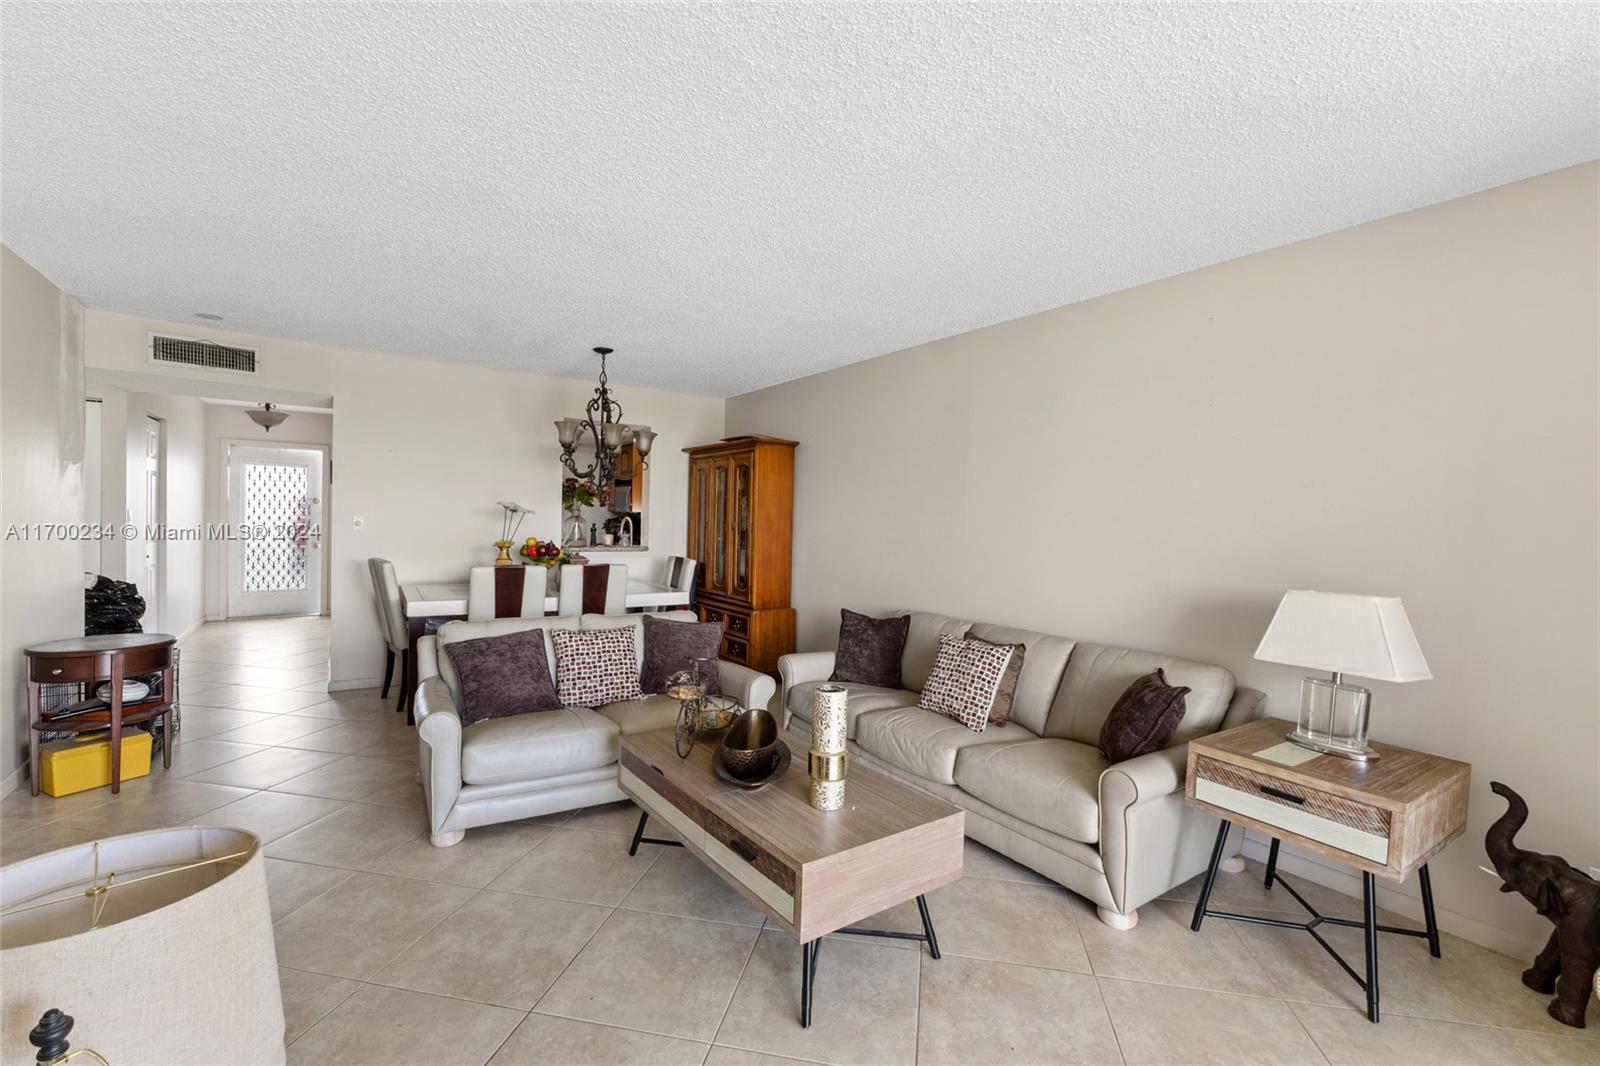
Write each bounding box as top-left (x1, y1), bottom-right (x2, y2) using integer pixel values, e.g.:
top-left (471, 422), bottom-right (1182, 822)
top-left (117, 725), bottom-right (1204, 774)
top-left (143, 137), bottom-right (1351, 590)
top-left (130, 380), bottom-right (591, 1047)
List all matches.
top-left (684, 436), bottom-right (797, 673)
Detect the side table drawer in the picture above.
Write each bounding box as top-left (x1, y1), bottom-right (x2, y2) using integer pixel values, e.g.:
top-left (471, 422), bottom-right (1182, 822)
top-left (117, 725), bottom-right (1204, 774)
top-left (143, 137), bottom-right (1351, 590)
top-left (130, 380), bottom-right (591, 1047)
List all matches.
top-left (1194, 756), bottom-right (1391, 865)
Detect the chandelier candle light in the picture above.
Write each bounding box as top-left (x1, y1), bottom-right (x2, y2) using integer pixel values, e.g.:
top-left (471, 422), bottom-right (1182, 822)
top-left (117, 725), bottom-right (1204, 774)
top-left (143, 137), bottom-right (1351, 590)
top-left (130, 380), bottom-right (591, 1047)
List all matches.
top-left (809, 684), bottom-right (849, 811)
top-left (1254, 590), bottom-right (1432, 762)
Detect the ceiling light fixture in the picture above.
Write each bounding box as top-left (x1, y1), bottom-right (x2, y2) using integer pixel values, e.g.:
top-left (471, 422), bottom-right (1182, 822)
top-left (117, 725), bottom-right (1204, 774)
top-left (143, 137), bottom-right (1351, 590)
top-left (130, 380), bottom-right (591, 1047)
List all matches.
top-left (246, 403), bottom-right (289, 432)
top-left (554, 346), bottom-right (656, 488)
top-left (194, 312), bottom-right (223, 321)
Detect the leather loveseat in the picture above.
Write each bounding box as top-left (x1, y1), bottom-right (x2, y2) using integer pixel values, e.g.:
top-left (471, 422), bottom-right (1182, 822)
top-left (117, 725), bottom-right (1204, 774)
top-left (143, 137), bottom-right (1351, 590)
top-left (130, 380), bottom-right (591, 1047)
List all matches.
top-left (414, 610), bottom-right (776, 847)
top-left (778, 611), bottom-right (1262, 929)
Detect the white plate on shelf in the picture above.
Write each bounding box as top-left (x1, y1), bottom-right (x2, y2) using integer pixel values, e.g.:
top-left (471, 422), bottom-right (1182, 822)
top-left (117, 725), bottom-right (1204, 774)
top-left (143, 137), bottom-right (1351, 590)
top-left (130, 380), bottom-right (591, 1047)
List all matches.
top-left (95, 680), bottom-right (151, 703)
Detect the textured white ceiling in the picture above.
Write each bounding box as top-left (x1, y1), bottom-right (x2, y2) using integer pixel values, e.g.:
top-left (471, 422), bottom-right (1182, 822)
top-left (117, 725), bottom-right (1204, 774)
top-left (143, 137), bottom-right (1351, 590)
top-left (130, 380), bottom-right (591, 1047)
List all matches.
top-left (4, 3), bottom-right (1596, 397)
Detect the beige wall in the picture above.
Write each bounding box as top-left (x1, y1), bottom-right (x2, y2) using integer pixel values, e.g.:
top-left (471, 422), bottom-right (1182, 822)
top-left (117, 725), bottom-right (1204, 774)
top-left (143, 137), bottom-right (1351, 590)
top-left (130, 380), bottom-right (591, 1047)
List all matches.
top-left (1, 247), bottom-right (87, 791)
top-left (80, 313), bottom-right (726, 689)
top-left (727, 163), bottom-right (1600, 955)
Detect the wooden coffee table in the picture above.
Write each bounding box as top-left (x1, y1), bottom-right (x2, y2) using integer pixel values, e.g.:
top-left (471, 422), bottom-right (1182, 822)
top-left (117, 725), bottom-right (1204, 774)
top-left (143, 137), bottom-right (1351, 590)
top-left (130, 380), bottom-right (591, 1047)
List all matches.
top-left (618, 728), bottom-right (963, 1028)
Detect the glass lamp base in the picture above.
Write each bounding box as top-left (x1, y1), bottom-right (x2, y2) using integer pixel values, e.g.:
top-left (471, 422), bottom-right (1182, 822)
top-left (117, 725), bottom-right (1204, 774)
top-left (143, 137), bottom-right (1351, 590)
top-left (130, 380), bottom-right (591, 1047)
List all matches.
top-left (1287, 676), bottom-right (1380, 762)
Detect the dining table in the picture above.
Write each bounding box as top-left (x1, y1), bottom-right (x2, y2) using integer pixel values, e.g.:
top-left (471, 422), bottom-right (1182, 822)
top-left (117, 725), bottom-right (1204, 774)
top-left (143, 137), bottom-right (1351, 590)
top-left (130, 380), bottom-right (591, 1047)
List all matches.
top-left (396, 575), bottom-right (693, 723)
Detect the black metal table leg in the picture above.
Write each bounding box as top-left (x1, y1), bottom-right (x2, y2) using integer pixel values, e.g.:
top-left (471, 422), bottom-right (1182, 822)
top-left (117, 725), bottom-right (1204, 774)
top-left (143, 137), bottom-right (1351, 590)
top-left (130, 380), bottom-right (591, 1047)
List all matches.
top-left (800, 940), bottom-right (817, 1028)
top-left (1190, 819), bottom-right (1232, 932)
top-left (1264, 837), bottom-right (1282, 889)
top-left (1418, 864), bottom-right (1441, 958)
top-left (1363, 871), bottom-right (1380, 1023)
top-left (916, 895), bottom-right (942, 959)
top-left (803, 894), bottom-right (940, 1027)
top-left (627, 810), bottom-right (685, 857)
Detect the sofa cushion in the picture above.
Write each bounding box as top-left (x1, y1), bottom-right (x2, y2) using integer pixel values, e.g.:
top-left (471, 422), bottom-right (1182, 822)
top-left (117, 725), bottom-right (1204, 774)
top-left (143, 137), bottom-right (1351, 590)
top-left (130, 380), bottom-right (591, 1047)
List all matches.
top-left (1043, 643), bottom-right (1235, 747)
top-left (638, 615), bottom-right (722, 695)
top-left (965, 623), bottom-right (1075, 734)
top-left (437, 616), bottom-right (579, 695)
top-left (443, 628), bottom-right (559, 727)
top-left (460, 706), bottom-right (619, 785)
top-left (596, 694), bottom-right (682, 736)
top-left (898, 611), bottom-right (973, 691)
top-left (830, 610), bottom-right (910, 688)
top-left (856, 705), bottom-right (1032, 785)
top-left (786, 680), bottom-right (918, 739)
top-left (953, 738), bottom-right (1108, 844)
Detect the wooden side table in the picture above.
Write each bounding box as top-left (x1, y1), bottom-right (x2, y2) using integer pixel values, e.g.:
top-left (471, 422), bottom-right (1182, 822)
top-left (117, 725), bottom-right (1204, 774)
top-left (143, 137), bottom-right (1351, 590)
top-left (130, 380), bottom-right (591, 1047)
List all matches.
top-left (1183, 718), bottom-right (1470, 1023)
top-left (25, 634), bottom-right (178, 795)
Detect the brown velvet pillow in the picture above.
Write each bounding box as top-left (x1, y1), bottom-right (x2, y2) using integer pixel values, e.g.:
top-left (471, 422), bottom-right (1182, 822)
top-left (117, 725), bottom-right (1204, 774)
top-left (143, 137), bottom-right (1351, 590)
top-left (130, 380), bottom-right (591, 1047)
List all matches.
top-left (443, 628), bottom-right (560, 727)
top-left (830, 609), bottom-right (910, 688)
top-left (639, 615), bottom-right (723, 695)
top-left (1098, 669), bottom-right (1191, 763)
top-left (969, 636), bottom-right (1025, 726)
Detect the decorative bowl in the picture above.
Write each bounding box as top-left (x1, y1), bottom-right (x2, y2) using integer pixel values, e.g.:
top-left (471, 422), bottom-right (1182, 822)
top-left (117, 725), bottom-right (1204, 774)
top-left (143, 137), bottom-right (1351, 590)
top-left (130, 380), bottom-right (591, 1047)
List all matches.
top-left (716, 708), bottom-right (780, 780)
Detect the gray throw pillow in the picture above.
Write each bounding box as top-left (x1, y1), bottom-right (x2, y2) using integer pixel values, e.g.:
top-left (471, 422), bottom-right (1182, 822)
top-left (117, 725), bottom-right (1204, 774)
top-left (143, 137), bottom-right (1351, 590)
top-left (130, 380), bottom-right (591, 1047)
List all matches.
top-left (1098, 669), bottom-right (1191, 762)
top-left (443, 628), bottom-right (560, 727)
top-left (639, 615), bottom-right (723, 695)
top-left (830, 609), bottom-right (910, 688)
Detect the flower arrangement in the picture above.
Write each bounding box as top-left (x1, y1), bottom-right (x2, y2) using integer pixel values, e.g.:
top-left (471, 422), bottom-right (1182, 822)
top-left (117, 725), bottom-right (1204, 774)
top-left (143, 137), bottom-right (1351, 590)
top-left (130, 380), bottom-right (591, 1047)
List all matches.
top-left (562, 478), bottom-right (611, 510)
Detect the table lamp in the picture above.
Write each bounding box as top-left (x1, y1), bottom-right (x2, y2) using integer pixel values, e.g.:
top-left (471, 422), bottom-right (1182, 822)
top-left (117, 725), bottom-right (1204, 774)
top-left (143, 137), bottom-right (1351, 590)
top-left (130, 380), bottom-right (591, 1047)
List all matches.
top-left (1254, 590), bottom-right (1431, 762)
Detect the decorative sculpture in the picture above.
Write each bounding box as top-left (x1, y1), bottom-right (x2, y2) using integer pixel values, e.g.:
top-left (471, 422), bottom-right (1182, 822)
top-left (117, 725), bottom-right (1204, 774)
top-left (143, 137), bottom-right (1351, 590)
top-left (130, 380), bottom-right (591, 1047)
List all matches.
top-left (1484, 782), bottom-right (1600, 1028)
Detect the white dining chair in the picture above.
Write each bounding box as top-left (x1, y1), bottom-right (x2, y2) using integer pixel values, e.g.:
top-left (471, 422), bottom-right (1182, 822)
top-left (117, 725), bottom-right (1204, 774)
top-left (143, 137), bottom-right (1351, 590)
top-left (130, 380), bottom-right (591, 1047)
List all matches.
top-left (466, 565), bottom-right (547, 621)
top-left (557, 563), bottom-right (627, 615)
top-left (660, 555), bottom-right (698, 610)
top-left (367, 558), bottom-right (408, 711)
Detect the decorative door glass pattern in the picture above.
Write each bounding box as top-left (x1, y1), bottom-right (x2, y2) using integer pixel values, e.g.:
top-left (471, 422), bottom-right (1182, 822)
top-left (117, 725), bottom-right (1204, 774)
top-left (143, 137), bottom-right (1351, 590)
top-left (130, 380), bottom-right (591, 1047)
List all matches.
top-left (242, 461), bottom-right (309, 592)
top-left (734, 460), bottom-right (751, 593)
top-left (713, 464), bottom-right (729, 590)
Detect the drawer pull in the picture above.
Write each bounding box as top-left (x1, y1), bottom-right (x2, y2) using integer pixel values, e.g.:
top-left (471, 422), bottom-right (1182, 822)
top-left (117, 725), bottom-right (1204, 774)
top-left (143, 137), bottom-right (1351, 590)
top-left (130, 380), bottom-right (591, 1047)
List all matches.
top-left (1259, 785), bottom-right (1306, 805)
top-left (51, 668), bottom-right (63, 676)
top-left (728, 838), bottom-right (758, 863)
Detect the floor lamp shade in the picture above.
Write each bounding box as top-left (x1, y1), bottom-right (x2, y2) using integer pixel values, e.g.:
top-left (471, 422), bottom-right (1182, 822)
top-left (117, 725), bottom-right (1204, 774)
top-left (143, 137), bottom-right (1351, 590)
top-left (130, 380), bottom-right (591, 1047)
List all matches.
top-left (1, 827), bottom-right (285, 1066)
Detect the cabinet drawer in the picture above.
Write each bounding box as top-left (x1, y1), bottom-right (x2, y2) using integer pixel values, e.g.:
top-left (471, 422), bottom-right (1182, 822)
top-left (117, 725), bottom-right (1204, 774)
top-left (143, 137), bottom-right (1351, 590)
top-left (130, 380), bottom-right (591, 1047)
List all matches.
top-left (700, 606), bottom-right (725, 625)
top-left (1194, 756), bottom-right (1391, 864)
top-left (30, 656), bottom-right (101, 684)
top-left (698, 806), bottom-right (796, 897)
top-left (724, 612), bottom-right (749, 636)
top-left (721, 636), bottom-right (748, 663)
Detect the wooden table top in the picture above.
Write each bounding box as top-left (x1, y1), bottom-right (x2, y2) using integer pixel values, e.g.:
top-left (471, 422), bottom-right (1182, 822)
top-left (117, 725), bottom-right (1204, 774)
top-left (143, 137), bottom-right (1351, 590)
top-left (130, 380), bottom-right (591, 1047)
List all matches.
top-left (1191, 718), bottom-right (1471, 810)
top-left (25, 633), bottom-right (176, 655)
top-left (622, 727), bottom-right (961, 867)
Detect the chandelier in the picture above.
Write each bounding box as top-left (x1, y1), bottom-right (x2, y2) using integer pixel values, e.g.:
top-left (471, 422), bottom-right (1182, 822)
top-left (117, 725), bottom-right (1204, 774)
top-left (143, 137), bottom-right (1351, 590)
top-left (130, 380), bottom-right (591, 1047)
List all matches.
top-left (554, 347), bottom-right (655, 487)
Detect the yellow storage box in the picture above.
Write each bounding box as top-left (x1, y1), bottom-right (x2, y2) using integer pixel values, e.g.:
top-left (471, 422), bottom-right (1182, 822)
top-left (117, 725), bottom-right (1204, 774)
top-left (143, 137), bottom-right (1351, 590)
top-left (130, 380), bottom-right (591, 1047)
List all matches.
top-left (39, 731), bottom-right (153, 797)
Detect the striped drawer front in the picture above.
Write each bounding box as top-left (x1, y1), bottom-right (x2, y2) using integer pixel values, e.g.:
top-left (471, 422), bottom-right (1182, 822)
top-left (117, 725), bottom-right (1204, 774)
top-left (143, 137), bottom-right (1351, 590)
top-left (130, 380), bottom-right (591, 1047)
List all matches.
top-left (1194, 757), bottom-right (1390, 865)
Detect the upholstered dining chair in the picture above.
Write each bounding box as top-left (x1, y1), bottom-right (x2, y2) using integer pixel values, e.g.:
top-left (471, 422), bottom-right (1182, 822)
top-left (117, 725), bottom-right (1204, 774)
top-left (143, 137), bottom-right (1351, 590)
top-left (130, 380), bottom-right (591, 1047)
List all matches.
top-left (466, 565), bottom-right (547, 621)
top-left (557, 563), bottom-right (627, 615)
top-left (367, 558), bottom-right (408, 709)
top-left (664, 555), bottom-right (698, 605)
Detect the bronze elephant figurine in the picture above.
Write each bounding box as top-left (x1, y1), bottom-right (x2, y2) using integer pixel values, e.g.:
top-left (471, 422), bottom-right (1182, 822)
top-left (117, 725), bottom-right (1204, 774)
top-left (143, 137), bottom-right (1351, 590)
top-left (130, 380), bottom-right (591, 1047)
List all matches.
top-left (1485, 782), bottom-right (1600, 1028)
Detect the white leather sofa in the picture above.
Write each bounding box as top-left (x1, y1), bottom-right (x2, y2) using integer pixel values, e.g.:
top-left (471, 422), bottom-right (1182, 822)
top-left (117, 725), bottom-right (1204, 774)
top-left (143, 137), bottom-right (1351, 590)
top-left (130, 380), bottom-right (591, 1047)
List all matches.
top-left (414, 610), bottom-right (776, 846)
top-left (779, 612), bottom-right (1263, 929)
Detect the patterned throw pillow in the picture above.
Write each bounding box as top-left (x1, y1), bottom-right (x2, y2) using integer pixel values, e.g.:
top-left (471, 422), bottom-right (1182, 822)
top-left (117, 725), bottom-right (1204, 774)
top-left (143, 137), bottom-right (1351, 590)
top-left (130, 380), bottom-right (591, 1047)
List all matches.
top-left (830, 609), bottom-right (910, 688)
top-left (442, 628), bottom-right (560, 727)
top-left (919, 634), bottom-right (1019, 733)
top-left (552, 626), bottom-right (643, 707)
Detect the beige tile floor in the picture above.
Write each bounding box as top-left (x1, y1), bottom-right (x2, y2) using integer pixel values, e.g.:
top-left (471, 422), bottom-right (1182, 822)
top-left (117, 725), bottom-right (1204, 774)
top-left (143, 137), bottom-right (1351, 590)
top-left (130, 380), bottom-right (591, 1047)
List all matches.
top-left (4, 616), bottom-right (1596, 1065)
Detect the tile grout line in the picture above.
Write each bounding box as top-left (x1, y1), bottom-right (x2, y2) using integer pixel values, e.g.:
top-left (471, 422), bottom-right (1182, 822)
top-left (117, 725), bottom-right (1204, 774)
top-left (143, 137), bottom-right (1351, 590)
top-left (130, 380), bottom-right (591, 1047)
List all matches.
top-left (1090, 976), bottom-right (1130, 1066)
top-left (701, 914), bottom-right (765, 1064)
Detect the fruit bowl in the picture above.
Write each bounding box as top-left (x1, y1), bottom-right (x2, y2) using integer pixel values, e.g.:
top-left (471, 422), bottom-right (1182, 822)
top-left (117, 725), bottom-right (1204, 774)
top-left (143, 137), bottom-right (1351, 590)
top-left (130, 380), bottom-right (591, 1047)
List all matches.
top-left (519, 538), bottom-right (567, 567)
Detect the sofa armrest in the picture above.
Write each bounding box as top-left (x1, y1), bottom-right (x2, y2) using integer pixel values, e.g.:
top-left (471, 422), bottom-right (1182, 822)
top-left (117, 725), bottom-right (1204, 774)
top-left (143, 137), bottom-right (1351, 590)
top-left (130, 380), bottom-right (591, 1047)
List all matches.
top-left (1099, 744), bottom-right (1188, 818)
top-left (718, 660), bottom-right (776, 713)
top-left (417, 634), bottom-right (442, 682)
top-left (777, 651), bottom-right (835, 726)
top-left (414, 674), bottom-right (463, 836)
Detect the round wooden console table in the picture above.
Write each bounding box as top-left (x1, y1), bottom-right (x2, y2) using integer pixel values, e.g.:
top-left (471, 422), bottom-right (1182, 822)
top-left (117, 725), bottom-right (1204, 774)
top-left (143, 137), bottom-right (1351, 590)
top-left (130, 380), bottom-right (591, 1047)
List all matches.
top-left (25, 633), bottom-right (177, 796)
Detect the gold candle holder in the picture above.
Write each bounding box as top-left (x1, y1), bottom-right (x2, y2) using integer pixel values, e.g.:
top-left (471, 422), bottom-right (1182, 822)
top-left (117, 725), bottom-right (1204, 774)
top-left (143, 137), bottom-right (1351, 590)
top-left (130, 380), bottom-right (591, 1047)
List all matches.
top-left (808, 684), bottom-right (848, 811)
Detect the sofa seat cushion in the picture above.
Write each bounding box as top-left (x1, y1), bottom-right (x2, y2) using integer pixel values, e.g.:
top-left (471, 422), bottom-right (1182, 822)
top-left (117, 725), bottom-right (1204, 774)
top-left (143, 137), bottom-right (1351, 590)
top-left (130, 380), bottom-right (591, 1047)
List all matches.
top-left (855, 706), bottom-right (1034, 785)
top-left (786, 680), bottom-right (918, 738)
top-left (953, 738), bottom-right (1108, 844)
top-left (460, 706), bottom-right (619, 786)
top-left (597, 694), bottom-right (682, 736)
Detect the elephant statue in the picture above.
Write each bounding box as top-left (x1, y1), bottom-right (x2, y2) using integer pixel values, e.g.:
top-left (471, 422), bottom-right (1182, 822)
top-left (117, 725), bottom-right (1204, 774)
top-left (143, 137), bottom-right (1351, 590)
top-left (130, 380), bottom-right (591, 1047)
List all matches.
top-left (1485, 781), bottom-right (1600, 1028)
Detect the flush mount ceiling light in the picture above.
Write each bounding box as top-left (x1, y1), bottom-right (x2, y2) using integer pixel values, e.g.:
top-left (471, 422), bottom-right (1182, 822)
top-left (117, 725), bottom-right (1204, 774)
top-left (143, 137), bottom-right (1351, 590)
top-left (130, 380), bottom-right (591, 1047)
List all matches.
top-left (194, 312), bottom-right (223, 321)
top-left (246, 402), bottom-right (288, 432)
top-left (554, 347), bottom-right (656, 487)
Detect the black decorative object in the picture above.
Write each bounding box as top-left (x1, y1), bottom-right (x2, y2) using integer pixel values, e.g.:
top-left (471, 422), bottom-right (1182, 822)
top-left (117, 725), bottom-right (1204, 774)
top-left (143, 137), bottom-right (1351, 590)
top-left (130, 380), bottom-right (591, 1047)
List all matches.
top-left (1485, 782), bottom-right (1600, 1028)
top-left (28, 1009), bottom-right (73, 1064)
top-left (84, 575), bottom-right (145, 635)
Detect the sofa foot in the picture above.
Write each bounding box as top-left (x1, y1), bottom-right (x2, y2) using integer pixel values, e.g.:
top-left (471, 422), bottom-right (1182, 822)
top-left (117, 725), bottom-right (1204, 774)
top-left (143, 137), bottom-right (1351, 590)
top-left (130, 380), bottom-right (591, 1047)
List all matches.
top-left (429, 830), bottom-right (464, 848)
top-left (1220, 854), bottom-right (1247, 874)
top-left (1097, 906), bottom-right (1139, 931)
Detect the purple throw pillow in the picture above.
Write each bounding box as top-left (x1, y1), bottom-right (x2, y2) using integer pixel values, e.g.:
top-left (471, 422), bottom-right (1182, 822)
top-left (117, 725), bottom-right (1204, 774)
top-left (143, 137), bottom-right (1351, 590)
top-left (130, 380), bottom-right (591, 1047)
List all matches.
top-left (1098, 669), bottom-right (1191, 763)
top-left (829, 609), bottom-right (910, 688)
top-left (443, 628), bottom-right (560, 727)
top-left (639, 615), bottom-right (723, 695)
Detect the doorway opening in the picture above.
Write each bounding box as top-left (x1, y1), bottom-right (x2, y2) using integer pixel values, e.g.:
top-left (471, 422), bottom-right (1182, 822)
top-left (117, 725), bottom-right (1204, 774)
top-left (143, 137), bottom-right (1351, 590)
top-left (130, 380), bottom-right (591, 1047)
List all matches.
top-left (224, 442), bottom-right (327, 618)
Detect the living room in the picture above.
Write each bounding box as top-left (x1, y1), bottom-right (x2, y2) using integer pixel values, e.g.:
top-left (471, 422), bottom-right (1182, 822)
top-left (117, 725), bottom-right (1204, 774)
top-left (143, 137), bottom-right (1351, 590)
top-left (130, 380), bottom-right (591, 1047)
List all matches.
top-left (1, 4), bottom-right (1596, 1065)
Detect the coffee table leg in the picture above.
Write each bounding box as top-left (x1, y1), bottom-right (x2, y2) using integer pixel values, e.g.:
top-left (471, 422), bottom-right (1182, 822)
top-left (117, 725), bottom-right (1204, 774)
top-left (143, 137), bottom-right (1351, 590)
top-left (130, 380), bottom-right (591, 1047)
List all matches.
top-left (1190, 819), bottom-right (1231, 932)
top-left (627, 810), bottom-right (685, 857)
top-left (800, 939), bottom-right (819, 1029)
top-left (916, 895), bottom-right (941, 959)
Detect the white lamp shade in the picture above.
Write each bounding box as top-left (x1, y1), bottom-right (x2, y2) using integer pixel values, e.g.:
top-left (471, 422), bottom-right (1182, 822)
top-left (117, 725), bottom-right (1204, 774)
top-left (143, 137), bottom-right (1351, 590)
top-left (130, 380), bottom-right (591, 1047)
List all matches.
top-left (2, 827), bottom-right (285, 1065)
top-left (1254, 590), bottom-right (1432, 682)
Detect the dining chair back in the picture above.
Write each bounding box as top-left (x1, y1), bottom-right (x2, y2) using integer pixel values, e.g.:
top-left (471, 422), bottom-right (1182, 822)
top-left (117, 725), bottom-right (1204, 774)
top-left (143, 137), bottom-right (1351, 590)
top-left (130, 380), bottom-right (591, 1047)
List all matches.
top-left (467, 565), bottom-right (547, 621)
top-left (367, 558), bottom-right (407, 701)
top-left (557, 563), bottom-right (627, 615)
top-left (664, 555), bottom-right (698, 598)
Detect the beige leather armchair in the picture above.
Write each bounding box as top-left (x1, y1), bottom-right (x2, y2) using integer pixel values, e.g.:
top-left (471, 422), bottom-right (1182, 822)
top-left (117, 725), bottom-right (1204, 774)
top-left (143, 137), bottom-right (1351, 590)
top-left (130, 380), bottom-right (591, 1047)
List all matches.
top-left (416, 612), bottom-right (776, 846)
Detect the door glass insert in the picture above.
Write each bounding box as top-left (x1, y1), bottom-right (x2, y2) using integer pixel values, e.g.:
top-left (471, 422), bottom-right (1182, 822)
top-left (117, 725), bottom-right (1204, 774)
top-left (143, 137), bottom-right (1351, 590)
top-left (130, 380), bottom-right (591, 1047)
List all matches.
top-left (734, 462), bottom-right (751, 592)
top-left (714, 464), bottom-right (728, 588)
top-left (242, 461), bottom-right (309, 592)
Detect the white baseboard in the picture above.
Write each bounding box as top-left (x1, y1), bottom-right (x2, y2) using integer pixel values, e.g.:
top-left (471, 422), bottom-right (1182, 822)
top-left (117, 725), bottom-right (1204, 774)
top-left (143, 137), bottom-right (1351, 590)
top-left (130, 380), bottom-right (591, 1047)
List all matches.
top-left (174, 618), bottom-right (206, 644)
top-left (328, 676), bottom-right (382, 692)
top-left (1238, 830), bottom-right (1541, 960)
top-left (0, 763), bottom-right (23, 799)
top-left (204, 613), bottom-right (225, 622)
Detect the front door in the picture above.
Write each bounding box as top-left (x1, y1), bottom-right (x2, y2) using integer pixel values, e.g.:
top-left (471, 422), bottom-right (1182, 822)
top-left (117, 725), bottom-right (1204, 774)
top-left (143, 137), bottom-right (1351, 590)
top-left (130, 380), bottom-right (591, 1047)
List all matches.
top-left (227, 445), bottom-right (324, 617)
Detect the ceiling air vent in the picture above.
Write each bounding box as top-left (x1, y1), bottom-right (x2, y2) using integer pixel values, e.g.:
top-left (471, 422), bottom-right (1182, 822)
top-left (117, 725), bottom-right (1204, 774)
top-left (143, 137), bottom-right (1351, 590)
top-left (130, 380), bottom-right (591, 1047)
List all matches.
top-left (149, 333), bottom-right (258, 375)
